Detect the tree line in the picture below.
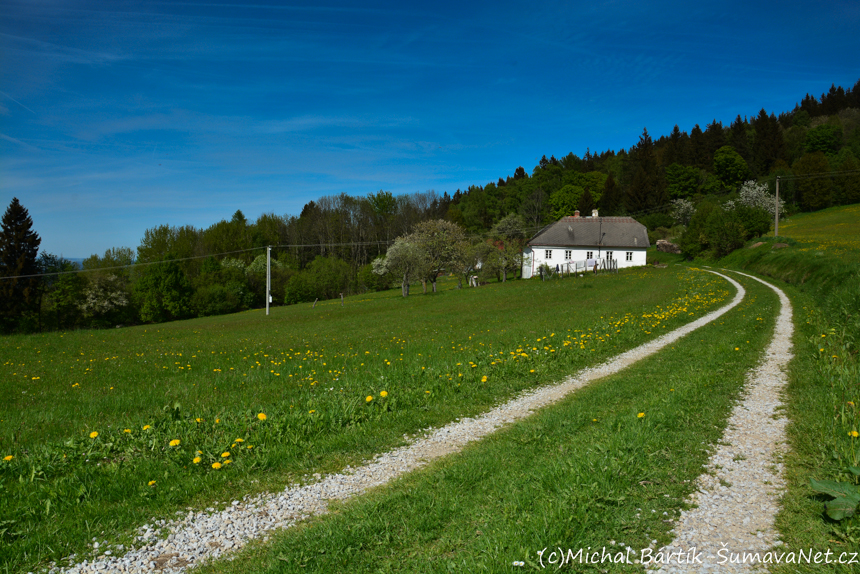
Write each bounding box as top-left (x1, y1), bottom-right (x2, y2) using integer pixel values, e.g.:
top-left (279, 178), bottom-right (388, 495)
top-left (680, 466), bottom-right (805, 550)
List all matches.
top-left (2, 79), bottom-right (859, 332)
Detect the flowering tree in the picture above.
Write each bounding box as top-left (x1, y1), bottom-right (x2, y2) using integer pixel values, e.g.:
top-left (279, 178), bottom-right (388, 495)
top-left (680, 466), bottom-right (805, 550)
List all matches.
top-left (670, 198), bottom-right (696, 226)
top-left (734, 180), bottom-right (786, 219)
top-left (372, 237), bottom-right (428, 297)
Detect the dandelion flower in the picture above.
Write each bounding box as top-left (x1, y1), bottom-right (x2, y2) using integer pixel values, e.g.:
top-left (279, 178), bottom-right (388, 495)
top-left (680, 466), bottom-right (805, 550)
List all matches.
top-left (234, 438), bottom-right (244, 443)
top-left (148, 480), bottom-right (156, 486)
top-left (380, 391), bottom-right (388, 398)
top-left (123, 429), bottom-right (131, 433)
top-left (193, 457), bottom-right (202, 464)
top-left (195, 418), bottom-right (203, 423)
top-left (223, 459), bottom-right (232, 465)
top-left (637, 413), bottom-right (645, 418)
top-left (850, 431), bottom-right (859, 438)
top-left (221, 452), bottom-right (230, 458)
top-left (257, 413), bottom-right (267, 421)
top-left (481, 376), bottom-right (488, 383)
top-left (215, 418), bottom-right (220, 423)
top-left (309, 410), bottom-right (315, 414)
top-left (3, 455), bottom-right (12, 461)
top-left (169, 439), bottom-right (180, 447)
top-left (212, 462), bottom-right (222, 470)
top-left (247, 445), bottom-right (253, 449)
top-left (366, 395), bottom-right (373, 403)
top-left (143, 425), bottom-right (151, 430)
top-left (89, 431), bottom-right (99, 439)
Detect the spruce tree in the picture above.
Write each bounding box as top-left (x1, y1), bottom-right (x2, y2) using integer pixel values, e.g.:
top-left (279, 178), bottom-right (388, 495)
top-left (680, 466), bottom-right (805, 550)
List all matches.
top-left (599, 173), bottom-right (623, 215)
top-left (0, 198), bottom-right (42, 332)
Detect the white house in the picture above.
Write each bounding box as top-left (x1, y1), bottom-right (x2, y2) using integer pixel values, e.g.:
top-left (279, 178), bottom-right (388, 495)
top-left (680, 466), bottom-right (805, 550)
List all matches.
top-left (521, 210), bottom-right (649, 279)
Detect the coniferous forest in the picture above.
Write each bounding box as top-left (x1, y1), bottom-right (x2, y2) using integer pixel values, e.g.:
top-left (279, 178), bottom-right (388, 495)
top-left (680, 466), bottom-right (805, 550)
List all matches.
top-left (2, 79), bottom-right (860, 333)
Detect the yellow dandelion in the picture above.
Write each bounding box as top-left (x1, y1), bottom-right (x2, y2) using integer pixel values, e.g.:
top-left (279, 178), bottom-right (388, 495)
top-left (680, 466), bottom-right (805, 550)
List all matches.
top-left (257, 413), bottom-right (267, 421)
top-left (223, 459), bottom-right (232, 465)
top-left (169, 439), bottom-right (180, 447)
top-left (123, 429), bottom-right (131, 433)
top-left (309, 409), bottom-right (315, 414)
top-left (3, 455), bottom-right (13, 461)
top-left (234, 438), bottom-right (244, 443)
top-left (212, 462), bottom-right (222, 470)
top-left (850, 431), bottom-right (859, 438)
top-left (380, 391), bottom-right (388, 398)
top-left (195, 418), bottom-right (203, 423)
top-left (366, 395), bottom-right (373, 403)
top-left (193, 457), bottom-right (202, 464)
top-left (221, 452), bottom-right (230, 458)
top-left (143, 425), bottom-right (151, 430)
top-left (637, 412), bottom-right (645, 418)
top-left (148, 480), bottom-right (156, 486)
top-left (247, 445), bottom-right (253, 449)
top-left (481, 375), bottom-right (488, 383)
top-left (89, 431), bottom-right (98, 439)
top-left (215, 418), bottom-right (220, 423)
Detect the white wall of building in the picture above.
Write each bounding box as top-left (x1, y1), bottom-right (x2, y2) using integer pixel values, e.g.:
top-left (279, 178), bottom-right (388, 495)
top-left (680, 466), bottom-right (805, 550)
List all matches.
top-left (521, 246), bottom-right (647, 278)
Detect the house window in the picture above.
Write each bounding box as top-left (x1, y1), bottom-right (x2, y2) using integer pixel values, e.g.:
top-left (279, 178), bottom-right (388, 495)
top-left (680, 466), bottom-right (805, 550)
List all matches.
top-left (606, 251), bottom-right (613, 260)
top-left (626, 251), bottom-right (633, 261)
top-left (565, 250), bottom-right (572, 259)
top-left (545, 250), bottom-right (552, 259)
top-left (586, 251), bottom-right (593, 259)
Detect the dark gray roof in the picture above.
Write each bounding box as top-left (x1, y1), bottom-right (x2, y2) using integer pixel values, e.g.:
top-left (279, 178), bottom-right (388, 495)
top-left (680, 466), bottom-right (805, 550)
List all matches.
top-left (527, 216), bottom-right (650, 249)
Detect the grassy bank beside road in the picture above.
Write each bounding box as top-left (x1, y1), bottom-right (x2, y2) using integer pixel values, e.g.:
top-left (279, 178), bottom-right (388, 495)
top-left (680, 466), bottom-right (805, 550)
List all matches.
top-left (1, 267), bottom-right (730, 572)
top-left (719, 204), bottom-right (860, 571)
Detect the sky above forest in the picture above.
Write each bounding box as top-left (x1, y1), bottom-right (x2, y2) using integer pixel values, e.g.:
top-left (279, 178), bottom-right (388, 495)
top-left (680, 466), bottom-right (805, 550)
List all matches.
top-left (2, 0), bottom-right (859, 258)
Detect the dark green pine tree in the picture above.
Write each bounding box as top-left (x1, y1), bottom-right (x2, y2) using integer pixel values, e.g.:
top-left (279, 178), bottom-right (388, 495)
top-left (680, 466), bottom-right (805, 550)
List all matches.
top-left (599, 173), bottom-right (623, 215)
top-left (625, 128), bottom-right (660, 213)
top-left (752, 109), bottom-right (787, 175)
top-left (0, 198), bottom-right (42, 332)
top-left (577, 187), bottom-right (596, 215)
top-left (663, 125), bottom-right (688, 167)
top-left (704, 120), bottom-right (726, 165)
top-left (689, 124), bottom-right (708, 170)
top-left (729, 115), bottom-right (754, 174)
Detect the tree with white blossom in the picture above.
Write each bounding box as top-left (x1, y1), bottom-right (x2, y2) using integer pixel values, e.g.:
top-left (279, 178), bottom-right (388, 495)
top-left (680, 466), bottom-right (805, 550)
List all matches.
top-left (732, 180), bottom-right (786, 219)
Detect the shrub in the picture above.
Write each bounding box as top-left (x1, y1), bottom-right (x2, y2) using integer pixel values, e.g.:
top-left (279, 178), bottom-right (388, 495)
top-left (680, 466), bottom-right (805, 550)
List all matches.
top-left (705, 208), bottom-right (746, 258)
top-left (638, 212), bottom-right (674, 231)
top-left (191, 284), bottom-right (243, 317)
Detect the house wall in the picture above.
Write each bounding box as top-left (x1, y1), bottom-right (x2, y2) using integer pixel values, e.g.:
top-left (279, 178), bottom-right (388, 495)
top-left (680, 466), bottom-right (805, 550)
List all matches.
top-left (521, 246), bottom-right (647, 278)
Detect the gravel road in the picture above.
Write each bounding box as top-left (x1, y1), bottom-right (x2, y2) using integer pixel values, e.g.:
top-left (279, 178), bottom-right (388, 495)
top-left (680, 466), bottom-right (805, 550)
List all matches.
top-left (650, 271), bottom-right (793, 573)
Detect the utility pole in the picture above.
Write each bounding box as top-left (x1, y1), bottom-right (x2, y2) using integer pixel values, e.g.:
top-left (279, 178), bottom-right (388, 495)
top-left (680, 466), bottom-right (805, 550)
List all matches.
top-left (774, 176), bottom-right (780, 238)
top-left (266, 246), bottom-right (271, 316)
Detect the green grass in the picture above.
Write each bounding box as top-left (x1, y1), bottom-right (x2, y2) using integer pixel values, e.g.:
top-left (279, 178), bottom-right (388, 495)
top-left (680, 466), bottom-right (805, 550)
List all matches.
top-left (0, 267), bottom-right (731, 573)
top-left (776, 203), bottom-right (860, 262)
top-left (192, 272), bottom-right (777, 574)
top-left (718, 203), bottom-right (860, 571)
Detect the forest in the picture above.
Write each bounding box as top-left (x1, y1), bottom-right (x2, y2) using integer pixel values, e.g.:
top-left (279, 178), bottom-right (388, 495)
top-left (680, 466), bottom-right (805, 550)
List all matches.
top-left (2, 79), bottom-right (860, 333)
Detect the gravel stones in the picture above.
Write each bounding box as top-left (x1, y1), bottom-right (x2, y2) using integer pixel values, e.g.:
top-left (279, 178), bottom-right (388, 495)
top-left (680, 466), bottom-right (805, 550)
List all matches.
top-left (650, 271), bottom-right (793, 573)
top-left (52, 272), bottom-right (746, 574)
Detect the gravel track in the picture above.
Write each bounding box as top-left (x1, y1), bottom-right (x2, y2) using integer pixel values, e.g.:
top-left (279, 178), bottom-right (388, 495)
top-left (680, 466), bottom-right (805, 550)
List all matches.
top-left (51, 271), bottom-right (746, 574)
top-left (650, 271), bottom-right (793, 573)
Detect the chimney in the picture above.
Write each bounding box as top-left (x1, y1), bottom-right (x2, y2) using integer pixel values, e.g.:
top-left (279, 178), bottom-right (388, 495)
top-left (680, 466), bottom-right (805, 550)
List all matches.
top-left (591, 209), bottom-right (599, 218)
top-left (574, 210), bottom-right (580, 218)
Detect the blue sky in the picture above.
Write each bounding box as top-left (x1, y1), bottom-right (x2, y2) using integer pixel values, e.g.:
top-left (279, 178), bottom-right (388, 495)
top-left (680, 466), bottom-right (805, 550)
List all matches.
top-left (2, 0), bottom-right (858, 258)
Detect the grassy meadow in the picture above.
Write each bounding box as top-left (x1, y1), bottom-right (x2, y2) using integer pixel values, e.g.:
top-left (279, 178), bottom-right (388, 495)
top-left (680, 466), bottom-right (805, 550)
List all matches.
top-left (1, 266), bottom-right (732, 572)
